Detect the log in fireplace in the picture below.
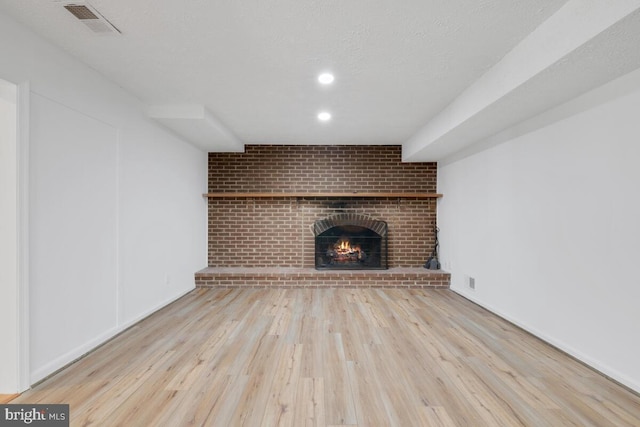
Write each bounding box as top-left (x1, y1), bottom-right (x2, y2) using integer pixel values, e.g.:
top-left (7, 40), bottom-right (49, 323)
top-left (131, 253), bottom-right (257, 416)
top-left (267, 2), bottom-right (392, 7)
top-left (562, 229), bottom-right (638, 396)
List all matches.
top-left (313, 213), bottom-right (388, 270)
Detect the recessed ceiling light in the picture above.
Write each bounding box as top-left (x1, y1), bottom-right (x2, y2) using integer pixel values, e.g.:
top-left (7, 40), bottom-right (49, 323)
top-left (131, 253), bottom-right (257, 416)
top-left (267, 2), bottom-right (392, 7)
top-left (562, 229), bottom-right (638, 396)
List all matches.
top-left (317, 111), bottom-right (332, 122)
top-left (318, 73), bottom-right (334, 85)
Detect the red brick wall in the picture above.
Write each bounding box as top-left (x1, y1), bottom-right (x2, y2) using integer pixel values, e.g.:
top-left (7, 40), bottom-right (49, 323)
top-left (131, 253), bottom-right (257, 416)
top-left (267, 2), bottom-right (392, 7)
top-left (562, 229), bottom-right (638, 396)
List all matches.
top-left (209, 145), bottom-right (436, 193)
top-left (208, 145), bottom-right (437, 267)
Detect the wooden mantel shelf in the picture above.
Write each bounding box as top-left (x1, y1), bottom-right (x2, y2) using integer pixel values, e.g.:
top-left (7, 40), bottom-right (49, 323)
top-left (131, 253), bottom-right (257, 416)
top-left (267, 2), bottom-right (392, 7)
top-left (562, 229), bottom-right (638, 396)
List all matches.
top-left (203, 192), bottom-right (442, 198)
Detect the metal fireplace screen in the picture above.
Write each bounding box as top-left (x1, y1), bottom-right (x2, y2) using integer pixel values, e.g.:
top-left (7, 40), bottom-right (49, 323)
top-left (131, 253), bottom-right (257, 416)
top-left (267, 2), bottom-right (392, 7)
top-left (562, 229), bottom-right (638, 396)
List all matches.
top-left (313, 214), bottom-right (388, 270)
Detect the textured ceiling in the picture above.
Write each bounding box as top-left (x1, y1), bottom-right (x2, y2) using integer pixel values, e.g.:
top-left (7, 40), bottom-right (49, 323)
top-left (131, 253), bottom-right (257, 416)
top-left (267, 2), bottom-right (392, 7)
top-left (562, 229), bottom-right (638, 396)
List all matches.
top-left (2, 0), bottom-right (639, 160)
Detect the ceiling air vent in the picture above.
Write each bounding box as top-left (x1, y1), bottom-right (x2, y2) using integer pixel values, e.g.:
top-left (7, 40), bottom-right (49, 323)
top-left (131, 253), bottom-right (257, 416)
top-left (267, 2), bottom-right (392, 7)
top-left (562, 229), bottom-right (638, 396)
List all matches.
top-left (63, 3), bottom-right (121, 34)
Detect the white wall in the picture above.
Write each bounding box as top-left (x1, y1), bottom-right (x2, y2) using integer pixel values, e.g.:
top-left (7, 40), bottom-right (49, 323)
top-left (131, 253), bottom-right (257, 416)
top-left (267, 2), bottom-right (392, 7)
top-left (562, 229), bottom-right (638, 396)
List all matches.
top-left (0, 13), bottom-right (208, 387)
top-left (0, 79), bottom-right (19, 393)
top-left (438, 71), bottom-right (640, 392)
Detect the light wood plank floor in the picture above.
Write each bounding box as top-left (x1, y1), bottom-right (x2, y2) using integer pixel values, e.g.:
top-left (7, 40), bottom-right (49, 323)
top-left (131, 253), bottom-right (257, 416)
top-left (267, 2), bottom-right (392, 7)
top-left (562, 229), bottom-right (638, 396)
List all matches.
top-left (0, 394), bottom-right (20, 403)
top-left (14, 288), bottom-right (640, 426)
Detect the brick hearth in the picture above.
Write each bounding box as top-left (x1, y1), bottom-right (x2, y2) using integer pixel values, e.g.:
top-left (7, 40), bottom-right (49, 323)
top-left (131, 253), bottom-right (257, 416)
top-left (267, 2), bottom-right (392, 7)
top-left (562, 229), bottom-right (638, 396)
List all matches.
top-left (195, 267), bottom-right (450, 289)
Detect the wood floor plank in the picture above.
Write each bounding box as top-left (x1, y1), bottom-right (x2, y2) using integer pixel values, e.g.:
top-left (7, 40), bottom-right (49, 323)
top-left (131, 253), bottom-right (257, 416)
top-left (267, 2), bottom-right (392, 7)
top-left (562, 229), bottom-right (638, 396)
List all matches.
top-left (228, 336), bottom-right (281, 426)
top-left (346, 360), bottom-right (390, 426)
top-left (299, 317), bottom-right (325, 380)
top-left (323, 332), bottom-right (357, 425)
top-left (261, 343), bottom-right (303, 426)
top-left (0, 394), bottom-right (19, 403)
top-left (362, 345), bottom-right (426, 425)
top-left (11, 288), bottom-right (640, 427)
top-left (418, 405), bottom-right (458, 427)
top-left (293, 377), bottom-right (325, 427)
top-left (202, 374), bottom-right (250, 427)
top-left (70, 349), bottom-right (179, 425)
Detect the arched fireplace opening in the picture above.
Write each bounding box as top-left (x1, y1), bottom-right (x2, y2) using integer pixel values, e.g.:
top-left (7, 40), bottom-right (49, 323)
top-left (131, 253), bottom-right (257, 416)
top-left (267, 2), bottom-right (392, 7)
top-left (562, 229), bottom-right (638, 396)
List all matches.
top-left (313, 214), bottom-right (388, 270)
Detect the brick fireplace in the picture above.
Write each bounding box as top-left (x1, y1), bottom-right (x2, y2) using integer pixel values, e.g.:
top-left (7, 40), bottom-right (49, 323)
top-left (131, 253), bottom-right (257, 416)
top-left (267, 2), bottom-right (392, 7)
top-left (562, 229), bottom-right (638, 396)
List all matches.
top-left (195, 145), bottom-right (450, 288)
top-left (313, 213), bottom-right (388, 270)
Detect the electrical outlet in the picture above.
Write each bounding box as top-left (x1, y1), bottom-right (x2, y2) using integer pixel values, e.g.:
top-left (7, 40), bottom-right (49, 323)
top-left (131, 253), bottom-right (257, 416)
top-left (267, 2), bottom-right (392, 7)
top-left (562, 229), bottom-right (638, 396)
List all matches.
top-left (468, 276), bottom-right (475, 290)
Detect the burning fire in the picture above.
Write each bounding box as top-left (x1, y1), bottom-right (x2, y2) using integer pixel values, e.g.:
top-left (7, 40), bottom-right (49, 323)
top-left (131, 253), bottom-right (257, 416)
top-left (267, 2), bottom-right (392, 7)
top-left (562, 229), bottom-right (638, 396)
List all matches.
top-left (335, 238), bottom-right (361, 254)
top-left (327, 237), bottom-right (365, 262)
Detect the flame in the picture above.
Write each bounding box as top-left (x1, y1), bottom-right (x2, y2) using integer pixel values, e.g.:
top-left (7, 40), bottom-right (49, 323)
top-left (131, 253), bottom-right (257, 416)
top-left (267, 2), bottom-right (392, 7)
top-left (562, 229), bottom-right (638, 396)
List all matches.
top-left (331, 237), bottom-right (364, 261)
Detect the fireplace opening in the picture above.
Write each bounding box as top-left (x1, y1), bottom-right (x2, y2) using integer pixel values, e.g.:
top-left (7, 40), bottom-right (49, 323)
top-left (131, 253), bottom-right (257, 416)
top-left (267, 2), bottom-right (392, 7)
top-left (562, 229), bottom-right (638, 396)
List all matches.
top-left (313, 214), bottom-right (388, 270)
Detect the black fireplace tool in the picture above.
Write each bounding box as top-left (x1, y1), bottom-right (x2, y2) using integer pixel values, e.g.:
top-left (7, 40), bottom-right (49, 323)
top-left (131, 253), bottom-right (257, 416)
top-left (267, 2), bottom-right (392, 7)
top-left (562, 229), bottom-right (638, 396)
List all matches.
top-left (424, 226), bottom-right (441, 270)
